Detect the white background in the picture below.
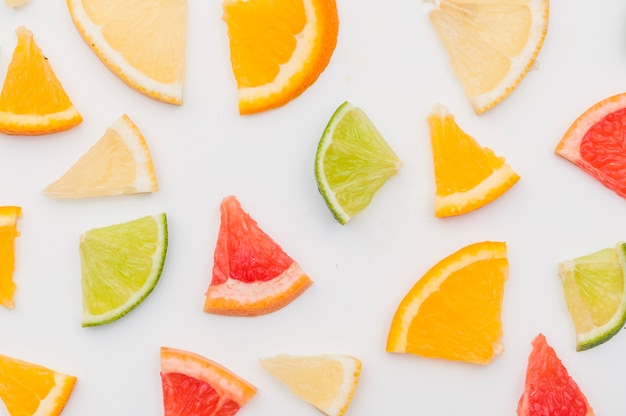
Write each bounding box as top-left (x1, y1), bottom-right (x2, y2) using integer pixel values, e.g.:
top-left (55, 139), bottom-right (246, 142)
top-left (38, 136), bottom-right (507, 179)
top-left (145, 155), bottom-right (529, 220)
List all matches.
top-left (1, 1), bottom-right (626, 415)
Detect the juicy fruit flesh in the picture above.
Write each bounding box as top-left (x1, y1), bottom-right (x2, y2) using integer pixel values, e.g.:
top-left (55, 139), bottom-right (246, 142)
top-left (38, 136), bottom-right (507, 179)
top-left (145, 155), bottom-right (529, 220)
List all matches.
top-left (316, 102), bottom-right (401, 223)
top-left (80, 214), bottom-right (167, 326)
top-left (517, 334), bottom-right (593, 416)
top-left (260, 354), bottom-right (361, 416)
top-left (558, 244), bottom-right (626, 350)
top-left (578, 107), bottom-right (626, 198)
top-left (212, 196), bottom-right (293, 285)
top-left (428, 0), bottom-right (548, 113)
top-left (0, 206), bottom-right (21, 309)
top-left (387, 241), bottom-right (508, 365)
top-left (162, 372), bottom-right (241, 416)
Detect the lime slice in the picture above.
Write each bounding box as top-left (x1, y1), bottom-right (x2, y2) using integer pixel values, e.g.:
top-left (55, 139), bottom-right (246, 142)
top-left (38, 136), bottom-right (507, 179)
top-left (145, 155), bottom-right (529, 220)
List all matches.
top-left (80, 213), bottom-right (168, 326)
top-left (558, 242), bottom-right (626, 351)
top-left (315, 101), bottom-right (401, 224)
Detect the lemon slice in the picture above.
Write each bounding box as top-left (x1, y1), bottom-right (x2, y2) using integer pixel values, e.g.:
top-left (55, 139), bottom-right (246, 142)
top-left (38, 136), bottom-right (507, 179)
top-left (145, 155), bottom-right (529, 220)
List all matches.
top-left (315, 101), bottom-right (401, 224)
top-left (558, 242), bottom-right (626, 351)
top-left (80, 213), bottom-right (168, 326)
top-left (260, 354), bottom-right (361, 416)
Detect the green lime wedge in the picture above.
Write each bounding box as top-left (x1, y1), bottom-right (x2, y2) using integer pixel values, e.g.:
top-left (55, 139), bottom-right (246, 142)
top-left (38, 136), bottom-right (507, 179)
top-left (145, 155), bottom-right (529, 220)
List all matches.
top-left (558, 242), bottom-right (626, 351)
top-left (80, 213), bottom-right (168, 327)
top-left (315, 102), bottom-right (402, 224)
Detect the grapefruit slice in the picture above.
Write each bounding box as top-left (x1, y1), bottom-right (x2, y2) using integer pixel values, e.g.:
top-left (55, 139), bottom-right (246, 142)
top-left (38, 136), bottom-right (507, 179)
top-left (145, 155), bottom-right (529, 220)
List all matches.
top-left (555, 92), bottom-right (626, 199)
top-left (0, 206), bottom-right (21, 309)
top-left (204, 196), bottom-right (313, 316)
top-left (517, 334), bottom-right (595, 416)
top-left (160, 347), bottom-right (257, 416)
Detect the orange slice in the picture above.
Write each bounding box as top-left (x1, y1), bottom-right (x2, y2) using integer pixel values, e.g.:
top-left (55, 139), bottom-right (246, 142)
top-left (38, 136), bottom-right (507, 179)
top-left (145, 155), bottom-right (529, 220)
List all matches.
top-left (160, 346), bottom-right (257, 416)
top-left (428, 104), bottom-right (520, 217)
top-left (427, 0), bottom-right (549, 114)
top-left (0, 206), bottom-right (21, 309)
top-left (204, 196), bottom-right (313, 316)
top-left (66, 0), bottom-right (187, 105)
top-left (386, 241), bottom-right (508, 365)
top-left (43, 114), bottom-right (158, 198)
top-left (0, 27), bottom-right (82, 135)
top-left (0, 353), bottom-right (76, 415)
top-left (518, 334), bottom-right (595, 416)
top-left (260, 354), bottom-right (361, 416)
top-left (555, 92), bottom-right (626, 200)
top-left (223, 0), bottom-right (339, 114)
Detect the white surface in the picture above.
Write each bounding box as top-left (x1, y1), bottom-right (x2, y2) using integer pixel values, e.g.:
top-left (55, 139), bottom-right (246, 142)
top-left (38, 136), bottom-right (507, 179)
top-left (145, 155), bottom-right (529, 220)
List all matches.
top-left (1, 1), bottom-right (626, 415)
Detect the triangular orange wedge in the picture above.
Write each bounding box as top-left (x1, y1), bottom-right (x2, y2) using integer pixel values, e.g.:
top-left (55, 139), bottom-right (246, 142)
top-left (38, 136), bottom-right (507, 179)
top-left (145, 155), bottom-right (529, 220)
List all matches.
top-left (0, 27), bottom-right (82, 135)
top-left (43, 114), bottom-right (158, 198)
top-left (0, 353), bottom-right (76, 415)
top-left (428, 104), bottom-right (520, 217)
top-left (66, 0), bottom-right (187, 105)
top-left (223, 0), bottom-right (339, 114)
top-left (160, 346), bottom-right (257, 415)
top-left (0, 206), bottom-right (21, 309)
top-left (386, 241), bottom-right (508, 365)
top-left (204, 196), bottom-right (313, 316)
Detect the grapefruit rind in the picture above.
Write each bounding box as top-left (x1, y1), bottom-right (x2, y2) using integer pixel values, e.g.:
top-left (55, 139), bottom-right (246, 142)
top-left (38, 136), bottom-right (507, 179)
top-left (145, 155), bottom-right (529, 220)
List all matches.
top-left (558, 242), bottom-right (626, 351)
top-left (160, 347), bottom-right (257, 408)
top-left (386, 241), bottom-right (507, 364)
top-left (204, 261), bottom-right (313, 316)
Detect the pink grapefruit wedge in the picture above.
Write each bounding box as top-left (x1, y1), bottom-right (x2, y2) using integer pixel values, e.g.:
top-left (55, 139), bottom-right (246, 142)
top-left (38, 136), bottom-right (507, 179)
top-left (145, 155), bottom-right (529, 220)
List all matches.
top-left (204, 196), bottom-right (313, 316)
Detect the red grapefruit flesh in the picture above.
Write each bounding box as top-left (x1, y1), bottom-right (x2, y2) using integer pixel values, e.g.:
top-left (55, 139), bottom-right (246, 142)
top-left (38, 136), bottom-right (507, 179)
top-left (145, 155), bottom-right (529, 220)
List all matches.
top-left (160, 347), bottom-right (256, 416)
top-left (556, 92), bottom-right (626, 199)
top-left (204, 195), bottom-right (313, 316)
top-left (517, 334), bottom-right (594, 416)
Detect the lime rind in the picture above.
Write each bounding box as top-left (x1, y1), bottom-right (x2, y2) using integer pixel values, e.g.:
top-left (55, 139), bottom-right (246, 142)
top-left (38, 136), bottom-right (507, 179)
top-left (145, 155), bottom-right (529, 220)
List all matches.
top-left (80, 213), bottom-right (168, 326)
top-left (314, 101), bottom-right (401, 224)
top-left (558, 242), bottom-right (626, 351)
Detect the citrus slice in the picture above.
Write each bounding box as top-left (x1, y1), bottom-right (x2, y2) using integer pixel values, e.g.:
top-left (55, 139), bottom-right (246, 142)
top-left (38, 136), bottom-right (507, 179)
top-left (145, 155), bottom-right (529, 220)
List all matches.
top-left (0, 206), bottom-right (21, 309)
top-left (315, 101), bottom-right (402, 224)
top-left (0, 353), bottom-right (76, 416)
top-left (223, 0), bottom-right (339, 114)
top-left (426, 0), bottom-right (549, 114)
top-left (204, 196), bottom-right (312, 316)
top-left (386, 241), bottom-right (508, 365)
top-left (5, 0), bottom-right (30, 7)
top-left (517, 334), bottom-right (595, 416)
top-left (43, 114), bottom-right (158, 198)
top-left (260, 354), bottom-right (361, 416)
top-left (80, 213), bottom-right (168, 326)
top-left (66, 0), bottom-right (187, 105)
top-left (558, 242), bottom-right (626, 351)
top-left (428, 104), bottom-right (520, 217)
top-left (555, 92), bottom-right (626, 199)
top-left (0, 26), bottom-right (82, 135)
top-left (160, 346), bottom-right (257, 416)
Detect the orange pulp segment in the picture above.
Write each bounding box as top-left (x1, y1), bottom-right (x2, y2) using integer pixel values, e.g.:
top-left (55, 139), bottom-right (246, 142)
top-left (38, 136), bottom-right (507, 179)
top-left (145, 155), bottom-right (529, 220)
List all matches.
top-left (66, 0), bottom-right (188, 105)
top-left (428, 104), bottom-right (520, 217)
top-left (0, 27), bottom-right (82, 135)
top-left (223, 0), bottom-right (339, 114)
top-left (0, 353), bottom-right (76, 416)
top-left (204, 196), bottom-right (313, 316)
top-left (43, 114), bottom-right (158, 198)
top-left (0, 206), bottom-right (21, 309)
top-left (386, 241), bottom-right (508, 365)
top-left (555, 92), bottom-right (626, 200)
top-left (427, 0), bottom-right (549, 114)
top-left (160, 346), bottom-right (257, 416)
